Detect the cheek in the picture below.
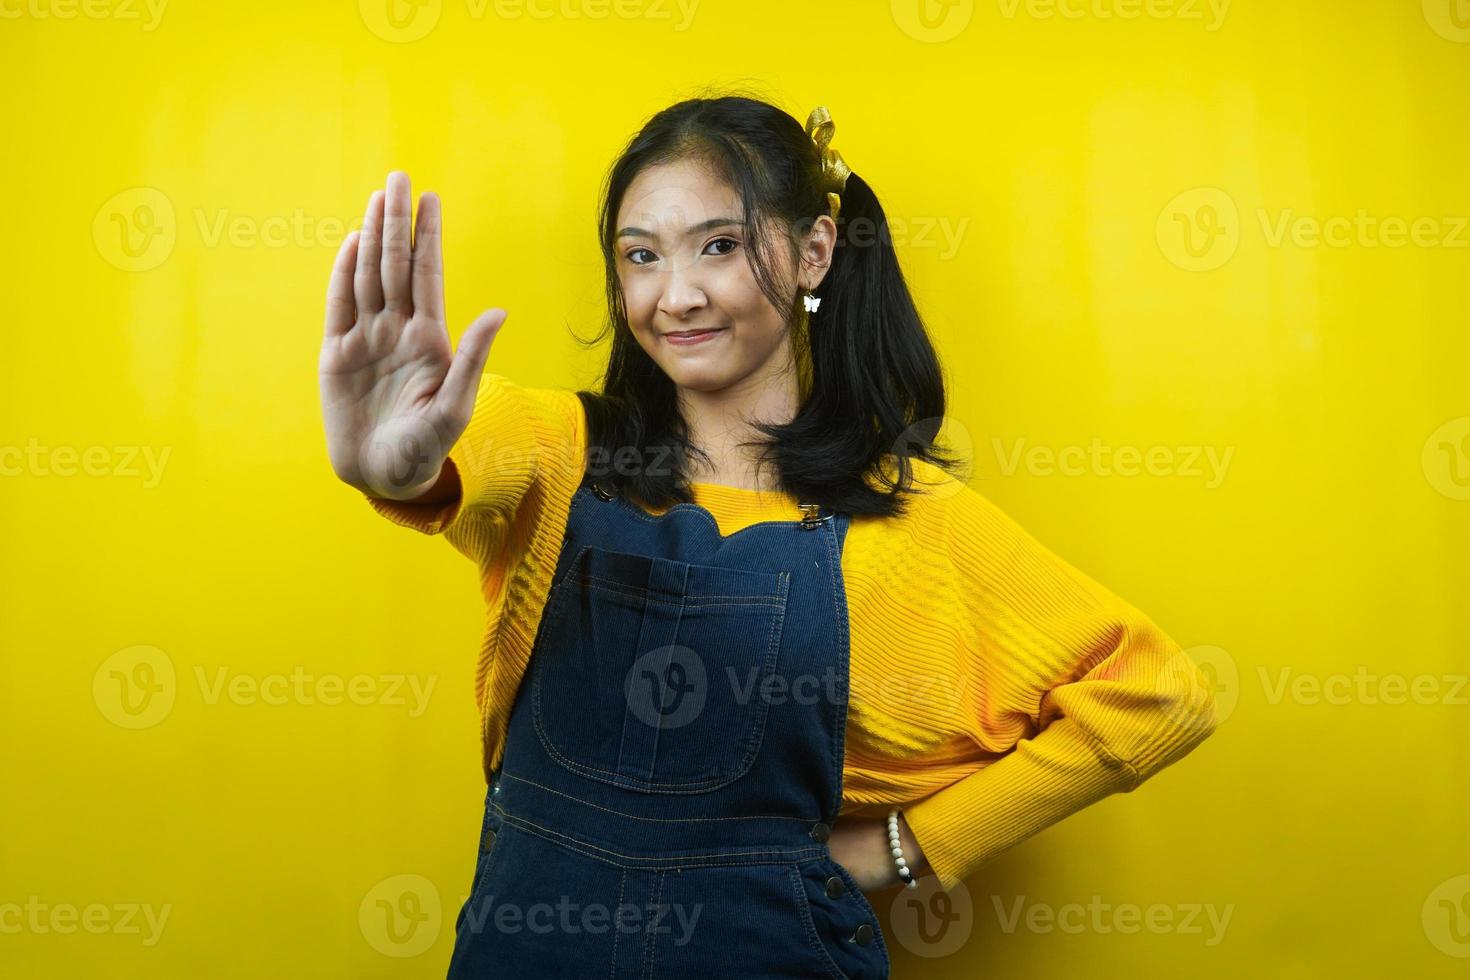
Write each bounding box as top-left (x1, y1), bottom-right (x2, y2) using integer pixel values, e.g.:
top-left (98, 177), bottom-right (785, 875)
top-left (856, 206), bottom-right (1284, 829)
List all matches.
top-left (716, 272), bottom-right (788, 338)
top-left (618, 276), bottom-right (658, 334)
top-left (725, 257), bottom-right (796, 325)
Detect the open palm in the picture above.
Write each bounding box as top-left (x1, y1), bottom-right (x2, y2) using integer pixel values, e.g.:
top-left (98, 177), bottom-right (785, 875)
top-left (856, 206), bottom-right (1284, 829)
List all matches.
top-left (319, 171), bottom-right (505, 500)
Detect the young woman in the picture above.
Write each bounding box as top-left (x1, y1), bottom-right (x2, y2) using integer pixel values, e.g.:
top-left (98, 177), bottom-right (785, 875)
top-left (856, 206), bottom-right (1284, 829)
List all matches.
top-left (319, 96), bottom-right (1217, 979)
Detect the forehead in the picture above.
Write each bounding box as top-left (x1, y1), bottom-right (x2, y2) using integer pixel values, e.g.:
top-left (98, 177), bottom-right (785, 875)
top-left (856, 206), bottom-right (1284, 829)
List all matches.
top-left (617, 158), bottom-right (742, 233)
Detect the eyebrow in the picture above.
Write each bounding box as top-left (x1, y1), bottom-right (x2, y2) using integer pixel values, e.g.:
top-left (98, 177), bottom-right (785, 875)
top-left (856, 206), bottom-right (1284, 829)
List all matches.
top-left (615, 216), bottom-right (744, 240)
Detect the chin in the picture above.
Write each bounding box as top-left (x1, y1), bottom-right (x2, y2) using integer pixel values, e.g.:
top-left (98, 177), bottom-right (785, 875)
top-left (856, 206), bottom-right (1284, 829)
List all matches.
top-left (661, 362), bottom-right (736, 392)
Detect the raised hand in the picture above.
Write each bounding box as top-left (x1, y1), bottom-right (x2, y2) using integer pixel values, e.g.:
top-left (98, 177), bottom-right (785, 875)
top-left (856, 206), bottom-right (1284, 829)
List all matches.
top-left (319, 171), bottom-right (505, 500)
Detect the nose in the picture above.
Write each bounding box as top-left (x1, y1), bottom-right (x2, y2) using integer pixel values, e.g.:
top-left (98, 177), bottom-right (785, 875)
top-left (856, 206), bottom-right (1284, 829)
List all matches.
top-left (656, 265), bottom-right (708, 321)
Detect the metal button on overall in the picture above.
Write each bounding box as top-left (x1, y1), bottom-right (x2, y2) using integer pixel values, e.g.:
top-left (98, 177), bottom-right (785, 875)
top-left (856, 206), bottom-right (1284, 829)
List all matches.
top-left (825, 875), bottom-right (846, 899)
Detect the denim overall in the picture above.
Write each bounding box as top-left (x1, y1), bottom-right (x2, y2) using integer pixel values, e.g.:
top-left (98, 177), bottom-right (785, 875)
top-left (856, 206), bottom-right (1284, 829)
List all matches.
top-left (444, 478), bottom-right (891, 979)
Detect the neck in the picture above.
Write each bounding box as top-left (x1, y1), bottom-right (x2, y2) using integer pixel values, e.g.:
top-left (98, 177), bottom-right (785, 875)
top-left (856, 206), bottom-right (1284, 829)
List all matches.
top-left (677, 348), bottom-right (799, 492)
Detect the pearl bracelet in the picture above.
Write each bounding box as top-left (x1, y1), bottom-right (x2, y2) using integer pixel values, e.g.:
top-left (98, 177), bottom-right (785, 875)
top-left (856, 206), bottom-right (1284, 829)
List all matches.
top-left (887, 808), bottom-right (919, 889)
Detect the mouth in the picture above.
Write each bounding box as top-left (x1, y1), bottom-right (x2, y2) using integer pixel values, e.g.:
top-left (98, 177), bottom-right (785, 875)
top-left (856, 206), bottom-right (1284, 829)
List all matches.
top-left (661, 327), bottom-right (728, 346)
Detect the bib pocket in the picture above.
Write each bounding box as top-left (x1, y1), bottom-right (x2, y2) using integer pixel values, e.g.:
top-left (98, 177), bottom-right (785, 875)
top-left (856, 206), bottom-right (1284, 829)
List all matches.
top-left (530, 544), bottom-right (791, 793)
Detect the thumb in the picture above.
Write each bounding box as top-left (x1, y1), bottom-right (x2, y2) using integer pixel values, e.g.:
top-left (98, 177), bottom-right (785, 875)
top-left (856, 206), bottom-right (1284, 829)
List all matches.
top-left (437, 308), bottom-right (507, 432)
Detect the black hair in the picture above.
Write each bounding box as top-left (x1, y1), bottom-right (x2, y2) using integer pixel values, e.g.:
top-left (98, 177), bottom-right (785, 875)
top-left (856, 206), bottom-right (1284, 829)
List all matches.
top-left (573, 90), bottom-right (963, 519)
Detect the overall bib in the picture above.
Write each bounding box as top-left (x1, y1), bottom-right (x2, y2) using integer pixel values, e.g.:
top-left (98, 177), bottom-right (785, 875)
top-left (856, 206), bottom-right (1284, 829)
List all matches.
top-left (445, 478), bottom-right (891, 979)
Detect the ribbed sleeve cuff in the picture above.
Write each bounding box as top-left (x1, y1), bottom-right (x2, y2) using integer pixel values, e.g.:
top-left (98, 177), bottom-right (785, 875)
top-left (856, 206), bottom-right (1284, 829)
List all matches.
top-left (901, 721), bottom-right (1139, 892)
top-left (363, 454), bottom-right (467, 536)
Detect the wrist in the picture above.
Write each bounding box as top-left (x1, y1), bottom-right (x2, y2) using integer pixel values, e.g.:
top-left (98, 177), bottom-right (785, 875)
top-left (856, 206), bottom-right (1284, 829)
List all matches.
top-left (362, 458), bottom-right (452, 503)
top-left (887, 808), bottom-right (927, 888)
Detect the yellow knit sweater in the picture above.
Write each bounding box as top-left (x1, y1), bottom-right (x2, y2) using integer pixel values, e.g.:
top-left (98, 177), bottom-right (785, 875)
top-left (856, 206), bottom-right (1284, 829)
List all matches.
top-left (365, 373), bottom-right (1219, 891)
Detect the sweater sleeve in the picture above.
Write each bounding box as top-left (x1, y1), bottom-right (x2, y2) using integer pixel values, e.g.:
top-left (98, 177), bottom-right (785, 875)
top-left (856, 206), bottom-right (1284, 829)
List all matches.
top-left (362, 372), bottom-right (581, 540)
top-left (900, 483), bottom-right (1219, 892)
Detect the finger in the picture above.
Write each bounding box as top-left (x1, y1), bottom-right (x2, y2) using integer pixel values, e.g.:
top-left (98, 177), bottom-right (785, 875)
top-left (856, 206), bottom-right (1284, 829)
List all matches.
top-left (354, 190), bottom-right (385, 312)
top-left (438, 309), bottom-right (507, 429)
top-left (325, 230), bottom-right (360, 337)
top-left (381, 171), bottom-right (413, 314)
top-left (411, 191), bottom-right (445, 323)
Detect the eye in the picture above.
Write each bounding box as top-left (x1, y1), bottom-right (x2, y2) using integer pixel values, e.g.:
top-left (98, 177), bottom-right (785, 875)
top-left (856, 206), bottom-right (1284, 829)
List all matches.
top-left (705, 237), bottom-right (740, 256)
top-left (625, 246), bottom-right (656, 265)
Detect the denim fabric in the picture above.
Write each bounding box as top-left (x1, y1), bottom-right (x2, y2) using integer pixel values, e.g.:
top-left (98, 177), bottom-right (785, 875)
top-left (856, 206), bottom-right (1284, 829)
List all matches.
top-left (446, 481), bottom-right (890, 979)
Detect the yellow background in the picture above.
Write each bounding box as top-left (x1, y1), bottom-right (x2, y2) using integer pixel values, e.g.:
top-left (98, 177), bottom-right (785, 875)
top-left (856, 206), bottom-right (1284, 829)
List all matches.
top-left (3, 0), bottom-right (1468, 976)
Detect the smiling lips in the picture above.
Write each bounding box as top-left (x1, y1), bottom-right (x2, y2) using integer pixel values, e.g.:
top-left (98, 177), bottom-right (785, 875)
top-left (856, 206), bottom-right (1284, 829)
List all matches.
top-left (662, 327), bottom-right (727, 346)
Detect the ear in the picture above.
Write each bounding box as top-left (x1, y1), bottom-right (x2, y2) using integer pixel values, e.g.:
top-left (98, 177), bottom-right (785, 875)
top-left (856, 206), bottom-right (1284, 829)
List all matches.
top-left (798, 214), bottom-right (837, 291)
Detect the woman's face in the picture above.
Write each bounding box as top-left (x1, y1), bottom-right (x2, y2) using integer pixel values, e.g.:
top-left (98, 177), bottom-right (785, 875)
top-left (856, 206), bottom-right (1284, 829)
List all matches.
top-left (614, 158), bottom-right (798, 394)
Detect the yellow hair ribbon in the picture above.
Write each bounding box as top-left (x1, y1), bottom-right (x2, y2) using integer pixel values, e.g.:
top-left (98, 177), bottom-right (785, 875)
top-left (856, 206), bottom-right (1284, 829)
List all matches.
top-left (805, 105), bottom-right (852, 224)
